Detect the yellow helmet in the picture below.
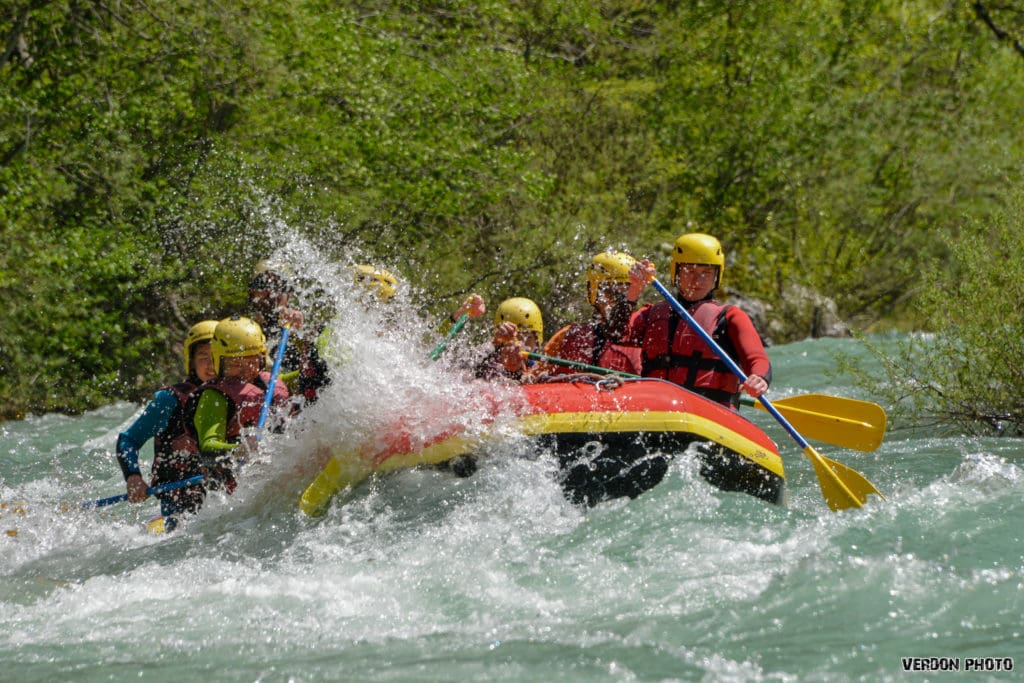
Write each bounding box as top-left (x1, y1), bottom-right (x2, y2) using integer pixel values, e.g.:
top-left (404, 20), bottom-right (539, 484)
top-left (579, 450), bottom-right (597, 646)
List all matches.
top-left (671, 233), bottom-right (725, 288)
top-left (586, 251), bottom-right (636, 306)
top-left (352, 264), bottom-right (398, 302)
top-left (494, 297), bottom-right (543, 341)
top-left (211, 316), bottom-right (267, 375)
top-left (183, 320), bottom-right (218, 377)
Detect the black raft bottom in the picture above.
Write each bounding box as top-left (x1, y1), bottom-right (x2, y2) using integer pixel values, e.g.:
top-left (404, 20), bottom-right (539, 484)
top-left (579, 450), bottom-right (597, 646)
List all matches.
top-left (540, 432), bottom-right (785, 508)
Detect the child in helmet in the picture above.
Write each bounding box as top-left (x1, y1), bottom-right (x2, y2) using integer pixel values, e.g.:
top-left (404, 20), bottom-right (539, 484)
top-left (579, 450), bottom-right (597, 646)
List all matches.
top-left (189, 316), bottom-right (291, 501)
top-left (542, 251), bottom-right (645, 377)
top-left (115, 320), bottom-right (218, 530)
top-left (625, 233), bottom-right (771, 408)
top-left (473, 297), bottom-right (546, 383)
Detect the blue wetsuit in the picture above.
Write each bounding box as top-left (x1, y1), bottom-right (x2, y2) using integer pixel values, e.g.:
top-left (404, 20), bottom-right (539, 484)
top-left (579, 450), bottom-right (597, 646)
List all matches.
top-left (117, 385), bottom-right (203, 529)
top-left (116, 390), bottom-right (178, 479)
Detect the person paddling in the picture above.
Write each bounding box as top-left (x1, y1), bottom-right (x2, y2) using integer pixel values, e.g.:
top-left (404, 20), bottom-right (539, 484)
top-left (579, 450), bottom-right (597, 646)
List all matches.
top-left (626, 233), bottom-right (771, 409)
top-left (542, 251), bottom-right (644, 377)
top-left (188, 316), bottom-right (290, 505)
top-left (115, 320), bottom-right (218, 531)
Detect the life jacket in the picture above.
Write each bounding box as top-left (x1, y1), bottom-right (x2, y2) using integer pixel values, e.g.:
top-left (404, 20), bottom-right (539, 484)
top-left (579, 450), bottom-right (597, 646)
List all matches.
top-left (185, 371), bottom-right (290, 453)
top-left (200, 373), bottom-right (290, 441)
top-left (638, 299), bottom-right (741, 406)
top-left (558, 322), bottom-right (642, 376)
top-left (150, 380), bottom-right (202, 486)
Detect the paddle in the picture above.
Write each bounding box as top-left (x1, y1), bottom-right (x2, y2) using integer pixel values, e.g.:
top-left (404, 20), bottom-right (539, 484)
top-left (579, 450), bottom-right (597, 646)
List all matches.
top-left (5, 479), bottom-right (208, 537)
top-left (79, 475), bottom-right (206, 510)
top-left (649, 278), bottom-right (883, 511)
top-left (430, 313), bottom-right (469, 361)
top-left (739, 394), bottom-right (886, 452)
top-left (256, 323), bottom-right (291, 439)
top-left (526, 351), bottom-right (886, 452)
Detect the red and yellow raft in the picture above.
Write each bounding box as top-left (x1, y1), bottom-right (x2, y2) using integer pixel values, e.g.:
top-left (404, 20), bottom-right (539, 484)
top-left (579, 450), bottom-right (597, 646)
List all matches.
top-left (299, 377), bottom-right (785, 516)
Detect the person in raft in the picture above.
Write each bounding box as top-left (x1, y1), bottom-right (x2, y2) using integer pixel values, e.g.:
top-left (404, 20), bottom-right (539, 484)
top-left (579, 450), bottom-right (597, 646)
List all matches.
top-left (625, 233), bottom-right (770, 409)
top-left (188, 316), bottom-right (291, 500)
top-left (473, 297), bottom-right (546, 383)
top-left (248, 260), bottom-right (330, 406)
top-left (115, 320), bottom-right (218, 531)
top-left (542, 250), bottom-right (645, 377)
top-left (352, 263), bottom-right (486, 339)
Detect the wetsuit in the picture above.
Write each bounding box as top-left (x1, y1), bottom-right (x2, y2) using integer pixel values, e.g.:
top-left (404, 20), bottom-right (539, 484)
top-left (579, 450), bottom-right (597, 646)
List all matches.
top-left (116, 380), bottom-right (203, 529)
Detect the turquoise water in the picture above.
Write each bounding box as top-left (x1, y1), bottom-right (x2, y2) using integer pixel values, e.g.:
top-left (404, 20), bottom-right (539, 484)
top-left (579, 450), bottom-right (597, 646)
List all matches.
top-left (3, 315), bottom-right (1023, 681)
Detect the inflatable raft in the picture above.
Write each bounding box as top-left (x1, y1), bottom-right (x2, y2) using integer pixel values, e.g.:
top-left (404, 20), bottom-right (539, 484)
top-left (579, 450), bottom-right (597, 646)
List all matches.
top-left (299, 377), bottom-right (785, 516)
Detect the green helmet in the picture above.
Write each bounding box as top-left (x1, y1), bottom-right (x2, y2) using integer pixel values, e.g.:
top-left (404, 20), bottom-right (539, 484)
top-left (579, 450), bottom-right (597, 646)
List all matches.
top-left (183, 320), bottom-right (218, 377)
top-left (494, 297), bottom-right (544, 341)
top-left (671, 233), bottom-right (725, 289)
top-left (211, 316), bottom-right (267, 375)
top-left (352, 264), bottom-right (399, 302)
top-left (587, 251), bottom-right (636, 306)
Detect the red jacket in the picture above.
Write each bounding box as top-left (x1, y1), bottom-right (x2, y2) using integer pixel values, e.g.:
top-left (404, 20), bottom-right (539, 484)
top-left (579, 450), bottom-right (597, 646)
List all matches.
top-left (625, 299), bottom-right (771, 407)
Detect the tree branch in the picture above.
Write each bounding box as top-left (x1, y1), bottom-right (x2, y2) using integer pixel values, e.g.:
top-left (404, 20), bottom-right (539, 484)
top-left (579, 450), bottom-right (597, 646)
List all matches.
top-left (973, 1), bottom-right (1024, 60)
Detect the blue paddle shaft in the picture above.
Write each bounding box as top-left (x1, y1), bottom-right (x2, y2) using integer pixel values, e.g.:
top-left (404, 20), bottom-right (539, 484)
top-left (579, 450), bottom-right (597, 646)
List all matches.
top-left (256, 325), bottom-right (290, 437)
top-left (82, 474), bottom-right (206, 510)
top-left (649, 279), bottom-right (810, 450)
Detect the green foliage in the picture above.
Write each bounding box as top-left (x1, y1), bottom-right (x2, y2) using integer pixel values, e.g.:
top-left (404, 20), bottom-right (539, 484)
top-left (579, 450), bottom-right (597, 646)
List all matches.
top-left (843, 189), bottom-right (1024, 435)
top-left (2, 0), bottom-right (1024, 418)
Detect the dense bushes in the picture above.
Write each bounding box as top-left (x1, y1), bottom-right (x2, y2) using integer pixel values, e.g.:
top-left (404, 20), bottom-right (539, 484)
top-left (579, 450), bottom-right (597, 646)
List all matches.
top-left (2, 1), bottom-right (1023, 419)
top-left (846, 190), bottom-right (1024, 435)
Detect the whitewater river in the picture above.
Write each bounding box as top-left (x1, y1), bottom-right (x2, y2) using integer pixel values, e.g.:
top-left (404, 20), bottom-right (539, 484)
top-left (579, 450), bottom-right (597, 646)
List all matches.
top-left (2, 330), bottom-right (1022, 682)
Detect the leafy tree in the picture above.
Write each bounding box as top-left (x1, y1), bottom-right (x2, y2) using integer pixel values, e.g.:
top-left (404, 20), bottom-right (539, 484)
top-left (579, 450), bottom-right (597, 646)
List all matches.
top-left (2, 0), bottom-right (1024, 419)
top-left (842, 188), bottom-right (1024, 435)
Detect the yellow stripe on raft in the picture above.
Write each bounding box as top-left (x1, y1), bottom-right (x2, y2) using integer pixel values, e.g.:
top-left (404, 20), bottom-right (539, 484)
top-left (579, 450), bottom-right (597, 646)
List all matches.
top-left (517, 411), bottom-right (785, 479)
top-left (299, 409), bottom-right (783, 517)
top-left (299, 451), bottom-right (376, 517)
top-left (299, 435), bottom-right (481, 516)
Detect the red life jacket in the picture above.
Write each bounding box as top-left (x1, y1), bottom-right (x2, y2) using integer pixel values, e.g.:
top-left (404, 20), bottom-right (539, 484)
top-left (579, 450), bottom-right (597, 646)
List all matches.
top-left (151, 380), bottom-right (202, 486)
top-left (637, 300), bottom-right (740, 406)
top-left (558, 322), bottom-right (643, 376)
top-left (188, 372), bottom-right (290, 445)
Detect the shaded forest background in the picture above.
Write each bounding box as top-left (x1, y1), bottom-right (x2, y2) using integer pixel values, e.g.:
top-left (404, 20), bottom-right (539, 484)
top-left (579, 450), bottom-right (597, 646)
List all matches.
top-left (2, 1), bottom-right (1023, 421)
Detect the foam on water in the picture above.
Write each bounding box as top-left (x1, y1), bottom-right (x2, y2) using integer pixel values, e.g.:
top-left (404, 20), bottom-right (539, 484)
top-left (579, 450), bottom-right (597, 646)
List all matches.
top-left (3, 242), bottom-right (1024, 681)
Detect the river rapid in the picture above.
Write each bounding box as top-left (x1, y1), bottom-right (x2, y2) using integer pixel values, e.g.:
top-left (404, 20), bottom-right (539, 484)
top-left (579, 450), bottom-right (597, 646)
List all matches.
top-left (2, 261), bottom-right (1022, 682)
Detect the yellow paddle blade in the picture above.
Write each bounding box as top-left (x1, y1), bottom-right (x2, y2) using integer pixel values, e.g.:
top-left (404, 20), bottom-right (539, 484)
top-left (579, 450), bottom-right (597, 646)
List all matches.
top-left (776, 393), bottom-right (887, 432)
top-left (804, 445), bottom-right (884, 511)
top-left (146, 516), bottom-right (166, 535)
top-left (748, 393), bottom-right (887, 452)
